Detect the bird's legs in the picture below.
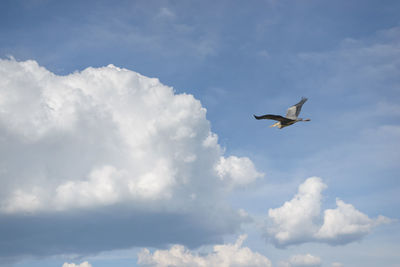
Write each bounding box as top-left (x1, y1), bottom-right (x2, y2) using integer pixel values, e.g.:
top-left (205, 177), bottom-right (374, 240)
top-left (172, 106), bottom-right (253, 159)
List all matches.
top-left (270, 122), bottom-right (280, 128)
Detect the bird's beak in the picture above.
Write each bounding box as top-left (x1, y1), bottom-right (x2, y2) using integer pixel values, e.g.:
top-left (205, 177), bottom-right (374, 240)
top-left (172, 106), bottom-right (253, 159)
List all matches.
top-left (304, 118), bottom-right (311, 121)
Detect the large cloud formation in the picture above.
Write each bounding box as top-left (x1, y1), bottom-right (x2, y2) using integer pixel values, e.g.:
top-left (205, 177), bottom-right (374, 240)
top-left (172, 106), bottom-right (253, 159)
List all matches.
top-left (266, 177), bottom-right (390, 247)
top-left (137, 235), bottom-right (272, 267)
top-left (0, 59), bottom-right (263, 262)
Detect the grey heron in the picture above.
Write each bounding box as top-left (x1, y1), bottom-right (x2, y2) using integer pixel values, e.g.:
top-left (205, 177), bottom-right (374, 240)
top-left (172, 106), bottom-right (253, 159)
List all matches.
top-left (254, 97), bottom-right (310, 129)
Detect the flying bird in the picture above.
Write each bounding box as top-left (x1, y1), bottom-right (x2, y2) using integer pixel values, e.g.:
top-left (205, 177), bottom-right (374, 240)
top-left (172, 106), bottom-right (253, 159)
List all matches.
top-left (254, 97), bottom-right (310, 129)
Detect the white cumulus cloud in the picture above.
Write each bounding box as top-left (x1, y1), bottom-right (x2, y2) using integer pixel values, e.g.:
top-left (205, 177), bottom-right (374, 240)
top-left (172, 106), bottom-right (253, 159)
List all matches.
top-left (62, 262), bottom-right (92, 267)
top-left (0, 58), bottom-right (262, 213)
top-left (0, 58), bottom-right (262, 260)
top-left (316, 198), bottom-right (391, 244)
top-left (278, 254), bottom-right (321, 267)
top-left (216, 156), bottom-right (264, 187)
top-left (288, 254), bottom-right (321, 266)
top-left (267, 177), bottom-right (326, 246)
top-left (266, 177), bottom-right (390, 247)
top-left (137, 235), bottom-right (272, 267)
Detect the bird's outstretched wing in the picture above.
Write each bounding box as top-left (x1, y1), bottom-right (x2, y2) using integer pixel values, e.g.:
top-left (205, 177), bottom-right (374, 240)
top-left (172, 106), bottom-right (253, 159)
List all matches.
top-left (253, 114), bottom-right (294, 123)
top-left (285, 97), bottom-right (308, 120)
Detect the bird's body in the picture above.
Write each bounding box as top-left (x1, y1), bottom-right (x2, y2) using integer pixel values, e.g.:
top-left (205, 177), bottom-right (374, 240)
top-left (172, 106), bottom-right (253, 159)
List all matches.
top-left (254, 97), bottom-right (310, 129)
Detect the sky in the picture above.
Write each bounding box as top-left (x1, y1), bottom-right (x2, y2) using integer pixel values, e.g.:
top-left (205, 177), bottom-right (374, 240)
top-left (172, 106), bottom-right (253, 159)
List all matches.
top-left (0, 0), bottom-right (399, 267)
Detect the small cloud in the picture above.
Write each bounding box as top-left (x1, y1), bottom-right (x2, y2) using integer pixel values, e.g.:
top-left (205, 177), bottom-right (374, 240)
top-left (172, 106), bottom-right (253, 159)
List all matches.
top-left (265, 177), bottom-right (391, 247)
top-left (266, 177), bottom-right (326, 247)
top-left (215, 156), bottom-right (264, 187)
top-left (279, 254), bottom-right (322, 267)
top-left (62, 262), bottom-right (92, 267)
top-left (288, 254), bottom-right (321, 267)
top-left (315, 199), bottom-right (391, 244)
top-left (137, 235), bottom-right (272, 267)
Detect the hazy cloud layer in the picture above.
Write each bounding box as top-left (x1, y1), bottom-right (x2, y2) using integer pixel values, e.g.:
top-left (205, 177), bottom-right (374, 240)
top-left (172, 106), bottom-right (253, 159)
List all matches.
top-left (266, 177), bottom-right (390, 247)
top-left (137, 235), bottom-right (272, 267)
top-left (0, 59), bottom-right (262, 260)
top-left (296, 26), bottom-right (400, 99)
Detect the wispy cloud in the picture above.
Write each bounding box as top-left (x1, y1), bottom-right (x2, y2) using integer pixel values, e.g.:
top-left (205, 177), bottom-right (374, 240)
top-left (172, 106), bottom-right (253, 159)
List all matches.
top-left (296, 26), bottom-right (400, 100)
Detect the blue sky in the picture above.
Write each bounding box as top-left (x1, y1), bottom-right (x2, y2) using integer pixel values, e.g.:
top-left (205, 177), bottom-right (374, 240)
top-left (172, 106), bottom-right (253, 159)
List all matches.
top-left (1, 0), bottom-right (399, 267)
